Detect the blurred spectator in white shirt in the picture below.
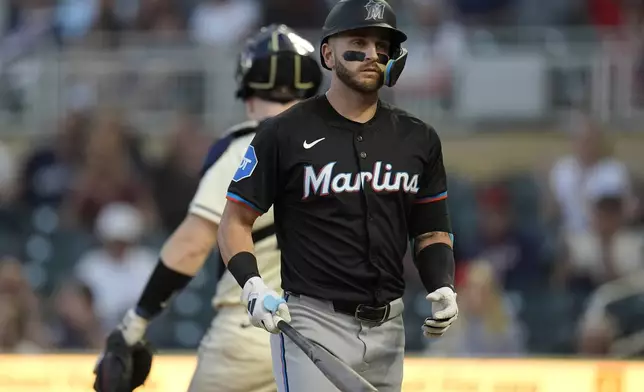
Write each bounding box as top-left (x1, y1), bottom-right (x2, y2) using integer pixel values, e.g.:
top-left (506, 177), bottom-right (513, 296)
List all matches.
top-left (556, 195), bottom-right (644, 291)
top-left (189, 0), bottom-right (259, 46)
top-left (395, 0), bottom-right (466, 110)
top-left (74, 203), bottom-right (156, 331)
top-left (547, 115), bottom-right (637, 233)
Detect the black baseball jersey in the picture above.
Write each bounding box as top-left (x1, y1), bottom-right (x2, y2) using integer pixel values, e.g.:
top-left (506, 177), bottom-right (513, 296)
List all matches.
top-left (227, 95), bottom-right (448, 305)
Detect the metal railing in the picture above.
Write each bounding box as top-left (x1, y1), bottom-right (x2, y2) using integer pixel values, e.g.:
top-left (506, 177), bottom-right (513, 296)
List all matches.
top-left (0, 26), bottom-right (641, 135)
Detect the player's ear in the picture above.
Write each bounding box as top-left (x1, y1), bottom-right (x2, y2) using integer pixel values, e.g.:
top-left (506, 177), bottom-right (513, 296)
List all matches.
top-left (321, 42), bottom-right (334, 69)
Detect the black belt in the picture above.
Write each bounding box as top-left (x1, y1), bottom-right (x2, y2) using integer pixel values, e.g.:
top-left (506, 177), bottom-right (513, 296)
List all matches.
top-left (332, 300), bottom-right (391, 323)
top-left (286, 292), bottom-right (392, 323)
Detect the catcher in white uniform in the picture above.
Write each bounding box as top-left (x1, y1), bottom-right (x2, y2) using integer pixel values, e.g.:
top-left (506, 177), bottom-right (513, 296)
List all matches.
top-left (92, 24), bottom-right (322, 392)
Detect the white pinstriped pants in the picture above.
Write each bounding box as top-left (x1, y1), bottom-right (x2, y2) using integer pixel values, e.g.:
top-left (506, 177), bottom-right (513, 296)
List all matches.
top-left (187, 306), bottom-right (276, 392)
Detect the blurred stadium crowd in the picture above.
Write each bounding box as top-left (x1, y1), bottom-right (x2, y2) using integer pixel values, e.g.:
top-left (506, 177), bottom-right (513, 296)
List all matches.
top-left (0, 0), bottom-right (644, 361)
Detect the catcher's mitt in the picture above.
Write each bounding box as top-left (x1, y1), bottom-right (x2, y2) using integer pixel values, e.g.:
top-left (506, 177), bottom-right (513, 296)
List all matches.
top-left (93, 330), bottom-right (154, 392)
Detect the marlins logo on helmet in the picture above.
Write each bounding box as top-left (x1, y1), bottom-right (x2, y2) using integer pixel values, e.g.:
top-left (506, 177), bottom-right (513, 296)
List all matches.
top-left (364, 0), bottom-right (385, 21)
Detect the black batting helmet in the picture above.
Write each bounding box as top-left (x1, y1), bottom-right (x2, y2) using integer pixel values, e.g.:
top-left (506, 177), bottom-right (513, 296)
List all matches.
top-left (236, 24), bottom-right (323, 103)
top-left (320, 0), bottom-right (408, 87)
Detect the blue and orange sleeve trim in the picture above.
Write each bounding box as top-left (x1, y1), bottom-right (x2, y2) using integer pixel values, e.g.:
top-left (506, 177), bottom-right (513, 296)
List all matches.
top-left (226, 192), bottom-right (264, 215)
top-left (414, 191), bottom-right (448, 204)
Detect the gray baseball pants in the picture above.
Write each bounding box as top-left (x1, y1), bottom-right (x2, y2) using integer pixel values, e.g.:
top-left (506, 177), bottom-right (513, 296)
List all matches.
top-left (270, 293), bottom-right (405, 392)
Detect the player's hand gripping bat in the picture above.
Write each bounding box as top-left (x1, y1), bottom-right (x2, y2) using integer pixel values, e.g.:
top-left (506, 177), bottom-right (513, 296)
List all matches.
top-left (276, 320), bottom-right (378, 392)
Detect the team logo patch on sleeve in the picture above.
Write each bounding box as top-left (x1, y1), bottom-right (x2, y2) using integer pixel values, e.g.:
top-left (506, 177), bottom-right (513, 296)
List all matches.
top-left (232, 145), bottom-right (258, 182)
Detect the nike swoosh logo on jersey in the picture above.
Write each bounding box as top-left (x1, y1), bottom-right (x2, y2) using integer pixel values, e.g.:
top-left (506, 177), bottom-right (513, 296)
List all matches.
top-left (303, 138), bottom-right (325, 149)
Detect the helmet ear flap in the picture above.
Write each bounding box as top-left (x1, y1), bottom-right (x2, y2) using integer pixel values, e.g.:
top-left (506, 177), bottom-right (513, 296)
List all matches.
top-left (383, 46), bottom-right (407, 87)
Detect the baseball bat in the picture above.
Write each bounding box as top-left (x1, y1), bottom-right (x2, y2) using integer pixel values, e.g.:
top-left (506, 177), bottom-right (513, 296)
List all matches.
top-left (277, 320), bottom-right (378, 392)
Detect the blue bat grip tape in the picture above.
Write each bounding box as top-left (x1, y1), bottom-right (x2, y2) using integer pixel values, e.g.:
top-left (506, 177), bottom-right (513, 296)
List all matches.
top-left (263, 296), bottom-right (285, 313)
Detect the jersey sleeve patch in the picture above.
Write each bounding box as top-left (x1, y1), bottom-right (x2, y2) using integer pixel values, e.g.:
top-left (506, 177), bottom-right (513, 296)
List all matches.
top-left (232, 145), bottom-right (258, 183)
top-left (415, 191), bottom-right (448, 204)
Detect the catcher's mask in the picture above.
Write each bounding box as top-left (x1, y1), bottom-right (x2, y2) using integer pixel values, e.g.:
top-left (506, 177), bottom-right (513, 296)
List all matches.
top-left (236, 24), bottom-right (323, 103)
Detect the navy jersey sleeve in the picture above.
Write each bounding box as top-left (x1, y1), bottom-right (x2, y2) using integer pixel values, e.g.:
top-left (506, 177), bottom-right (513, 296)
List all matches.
top-left (409, 126), bottom-right (452, 239)
top-left (415, 127), bottom-right (447, 203)
top-left (226, 121), bottom-right (280, 214)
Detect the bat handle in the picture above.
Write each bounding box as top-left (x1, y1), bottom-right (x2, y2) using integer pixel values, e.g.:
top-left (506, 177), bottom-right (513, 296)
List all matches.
top-left (276, 319), bottom-right (289, 331)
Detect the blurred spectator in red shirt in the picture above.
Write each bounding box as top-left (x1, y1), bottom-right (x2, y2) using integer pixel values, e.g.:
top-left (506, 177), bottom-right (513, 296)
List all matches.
top-left (587, 0), bottom-right (623, 28)
top-left (61, 112), bottom-right (157, 231)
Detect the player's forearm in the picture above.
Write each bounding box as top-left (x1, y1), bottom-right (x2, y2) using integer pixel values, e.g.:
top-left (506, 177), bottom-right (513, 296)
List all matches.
top-left (218, 200), bottom-right (258, 263)
top-left (160, 214), bottom-right (218, 276)
top-left (133, 215), bottom-right (218, 321)
top-left (415, 231), bottom-right (453, 253)
top-left (217, 216), bottom-right (255, 264)
top-left (218, 202), bottom-right (261, 288)
top-left (414, 231), bottom-right (455, 293)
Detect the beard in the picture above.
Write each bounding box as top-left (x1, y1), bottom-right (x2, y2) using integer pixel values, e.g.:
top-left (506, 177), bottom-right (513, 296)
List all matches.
top-left (335, 60), bottom-right (383, 94)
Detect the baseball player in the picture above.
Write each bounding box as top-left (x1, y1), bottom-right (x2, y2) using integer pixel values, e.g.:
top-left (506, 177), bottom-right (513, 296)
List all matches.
top-left (92, 24), bottom-right (322, 392)
top-left (217, 1), bottom-right (459, 391)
